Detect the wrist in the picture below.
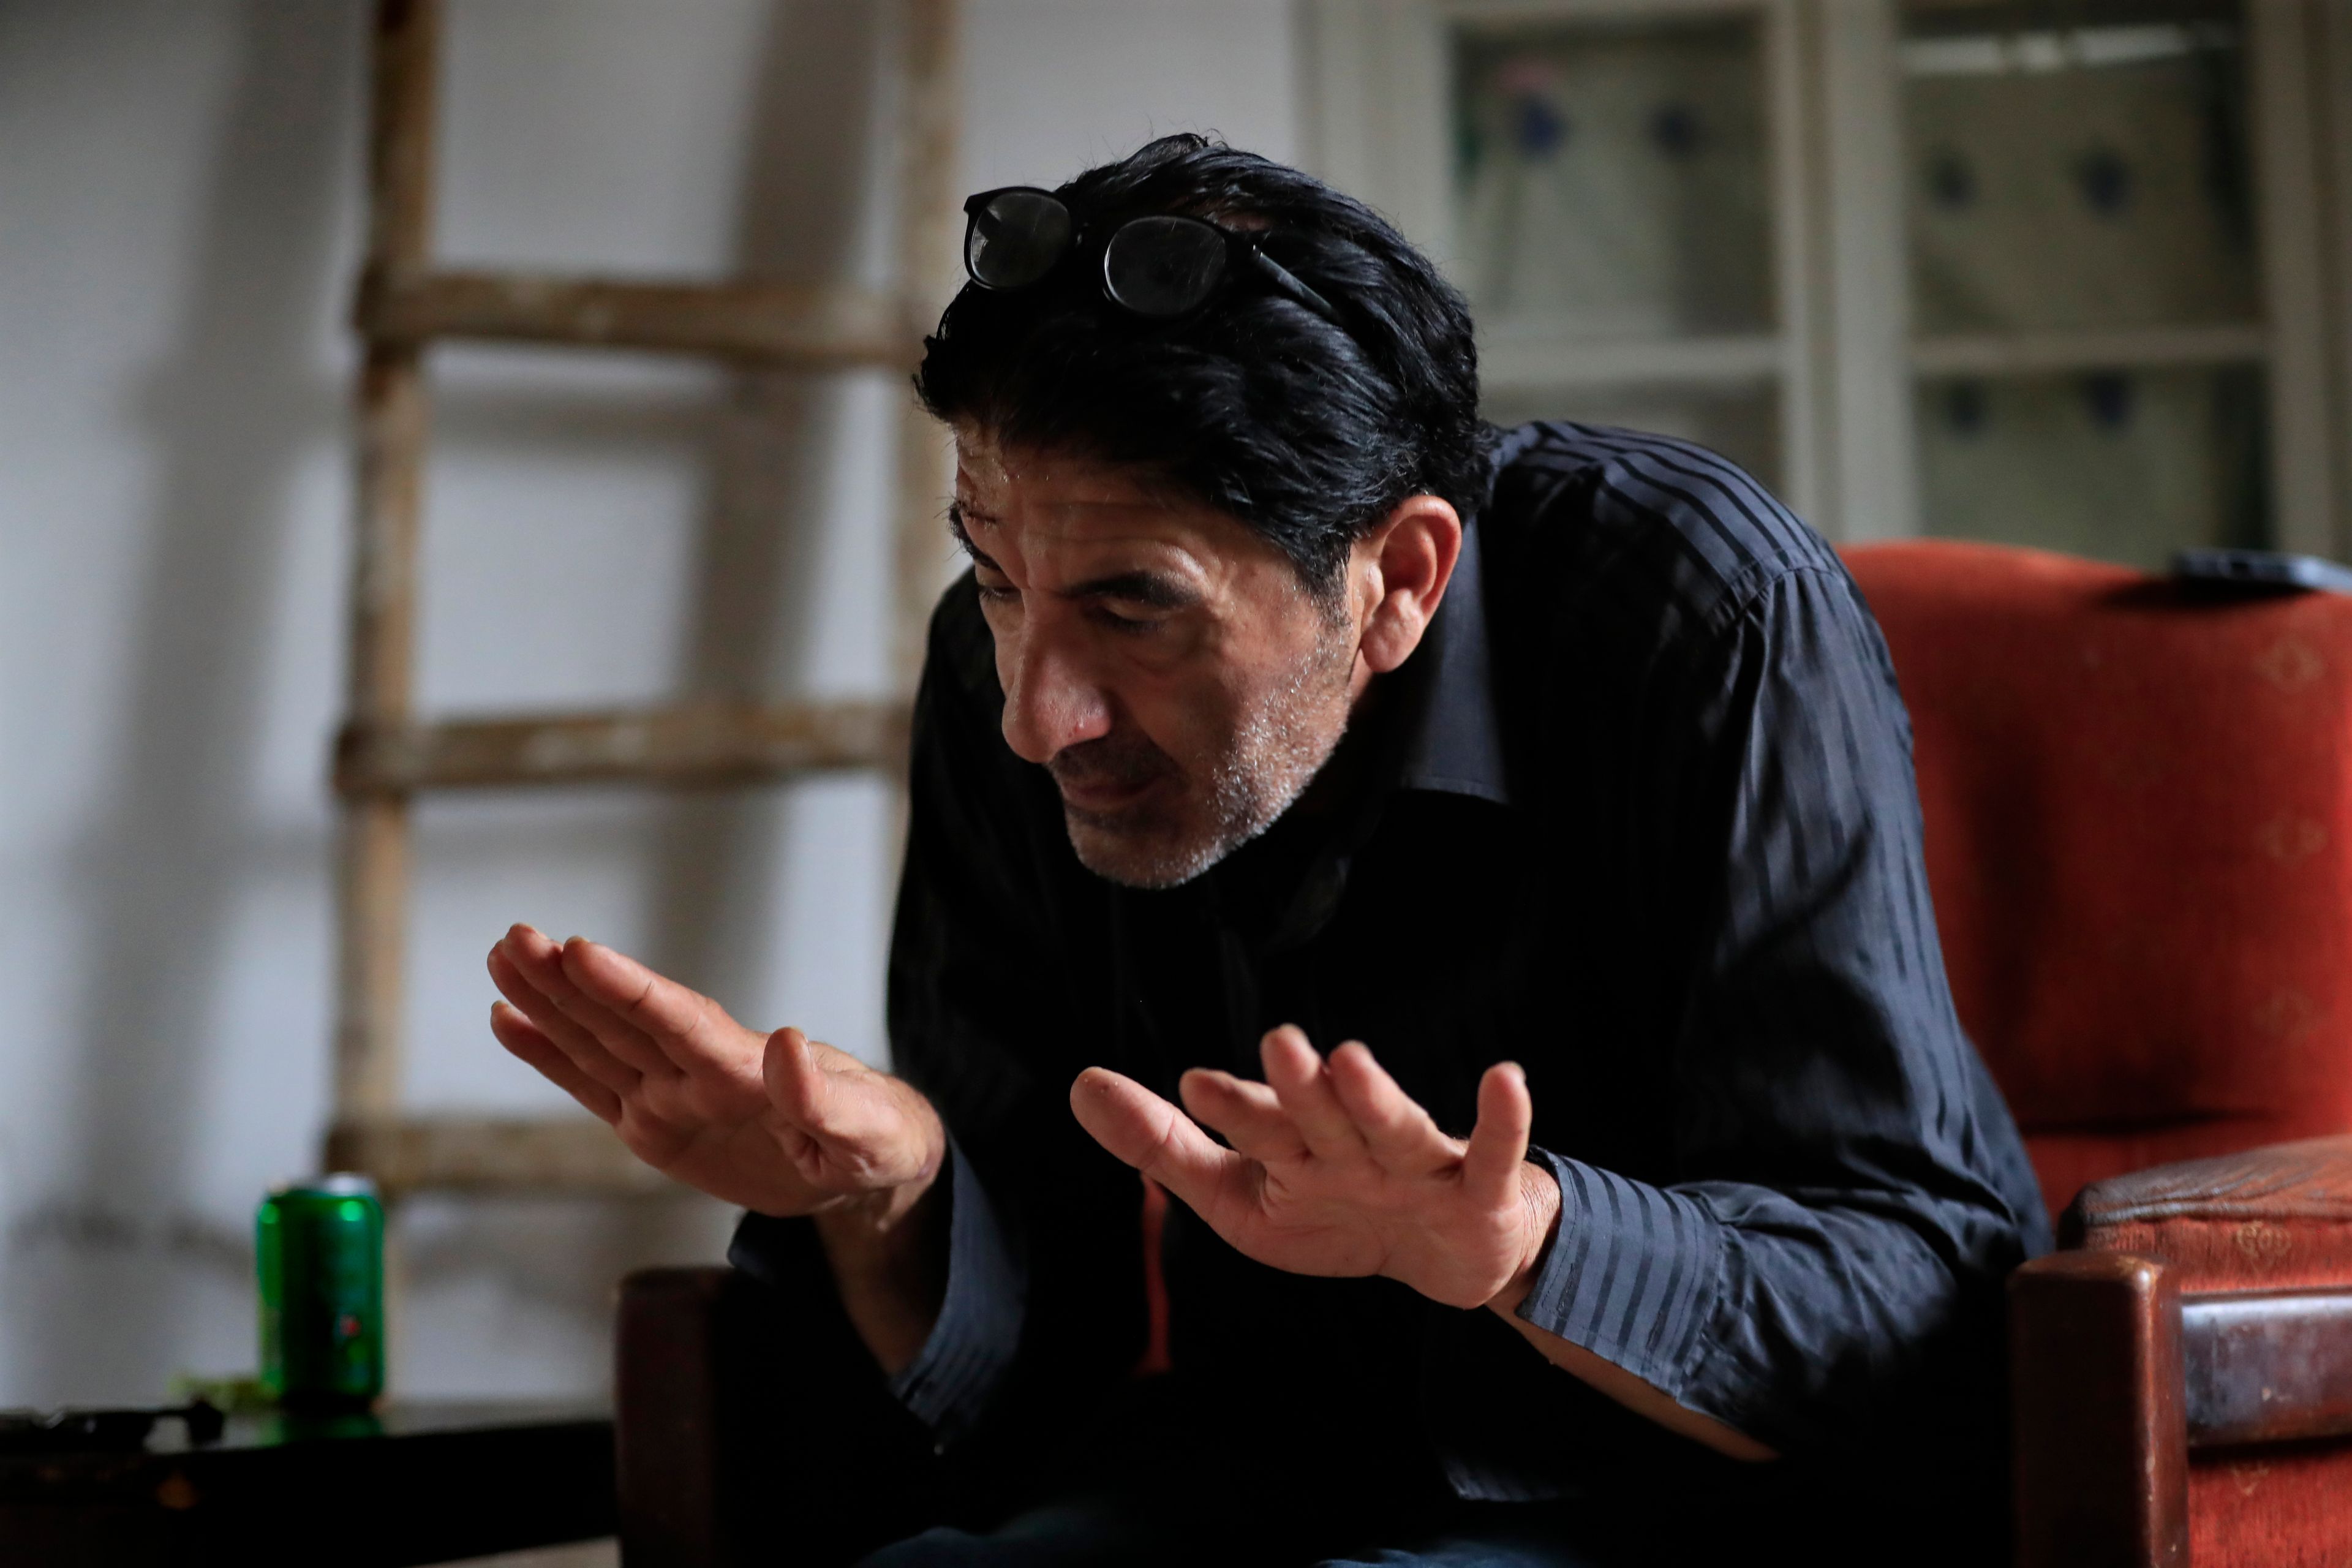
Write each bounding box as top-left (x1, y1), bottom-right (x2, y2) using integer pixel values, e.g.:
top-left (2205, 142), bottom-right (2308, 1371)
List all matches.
top-left (817, 1096), bottom-right (948, 1243)
top-left (1484, 1158), bottom-right (1562, 1315)
top-left (813, 1114), bottom-right (949, 1378)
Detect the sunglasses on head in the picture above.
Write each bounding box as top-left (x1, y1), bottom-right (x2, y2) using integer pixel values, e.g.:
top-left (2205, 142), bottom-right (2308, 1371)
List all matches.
top-left (960, 186), bottom-right (1343, 328)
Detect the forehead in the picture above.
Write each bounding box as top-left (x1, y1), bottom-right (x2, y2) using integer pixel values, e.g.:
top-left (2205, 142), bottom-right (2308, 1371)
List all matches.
top-left (954, 431), bottom-right (1269, 568)
top-left (959, 435), bottom-right (1204, 533)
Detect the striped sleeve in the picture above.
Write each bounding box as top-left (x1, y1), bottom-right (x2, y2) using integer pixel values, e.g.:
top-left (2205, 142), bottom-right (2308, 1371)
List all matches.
top-left (1497, 556), bottom-right (2040, 1458)
top-left (881, 1136), bottom-right (1025, 1442)
top-left (726, 1133), bottom-right (1025, 1449)
top-left (1514, 1148), bottom-right (1725, 1398)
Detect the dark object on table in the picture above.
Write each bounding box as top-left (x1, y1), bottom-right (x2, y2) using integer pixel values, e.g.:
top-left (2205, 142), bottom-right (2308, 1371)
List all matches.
top-left (1850, 541), bottom-right (2352, 1567)
top-left (2173, 546), bottom-right (2352, 595)
top-left (0, 1401), bottom-right (611, 1566)
top-left (0, 1402), bottom-right (224, 1455)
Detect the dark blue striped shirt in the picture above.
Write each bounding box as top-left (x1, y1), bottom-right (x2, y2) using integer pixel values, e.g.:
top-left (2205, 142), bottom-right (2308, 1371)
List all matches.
top-left (735, 422), bottom-right (2049, 1522)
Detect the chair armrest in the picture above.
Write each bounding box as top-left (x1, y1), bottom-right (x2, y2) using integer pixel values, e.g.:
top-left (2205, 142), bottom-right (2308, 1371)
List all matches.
top-left (2011, 1138), bottom-right (2352, 1568)
top-left (617, 1268), bottom-right (731, 1568)
top-left (615, 1263), bottom-right (946, 1568)
top-left (2010, 1250), bottom-right (2188, 1568)
top-left (2065, 1135), bottom-right (2352, 1447)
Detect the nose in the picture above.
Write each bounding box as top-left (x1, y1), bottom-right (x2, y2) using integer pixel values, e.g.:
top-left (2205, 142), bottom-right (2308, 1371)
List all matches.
top-left (998, 625), bottom-right (1114, 764)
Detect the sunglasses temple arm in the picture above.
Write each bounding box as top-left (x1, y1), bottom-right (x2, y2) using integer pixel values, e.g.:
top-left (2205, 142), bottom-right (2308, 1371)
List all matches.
top-left (1249, 251), bottom-right (1343, 328)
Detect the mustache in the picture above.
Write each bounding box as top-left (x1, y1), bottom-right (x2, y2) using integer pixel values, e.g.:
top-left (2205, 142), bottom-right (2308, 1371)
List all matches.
top-left (1047, 729), bottom-right (1179, 794)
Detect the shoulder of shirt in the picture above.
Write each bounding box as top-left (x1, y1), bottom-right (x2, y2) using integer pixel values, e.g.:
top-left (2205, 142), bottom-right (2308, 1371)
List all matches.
top-left (1483, 420), bottom-right (1849, 646)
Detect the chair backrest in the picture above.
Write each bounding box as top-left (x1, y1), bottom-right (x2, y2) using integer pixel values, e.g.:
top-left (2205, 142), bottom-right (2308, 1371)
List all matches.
top-left (1844, 541), bottom-right (2352, 1221)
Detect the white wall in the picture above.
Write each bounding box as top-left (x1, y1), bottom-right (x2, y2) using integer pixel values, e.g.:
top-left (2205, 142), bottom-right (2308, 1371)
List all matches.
top-left (0, 0), bottom-right (1299, 1406)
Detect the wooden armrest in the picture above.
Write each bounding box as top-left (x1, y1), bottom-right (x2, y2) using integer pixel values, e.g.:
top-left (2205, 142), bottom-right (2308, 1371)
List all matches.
top-left (617, 1267), bottom-right (731, 1568)
top-left (2061, 1134), bottom-right (2352, 1448)
top-left (2013, 1138), bottom-right (2352, 1568)
top-left (2010, 1250), bottom-right (2187, 1568)
top-left (615, 1264), bottom-right (946, 1568)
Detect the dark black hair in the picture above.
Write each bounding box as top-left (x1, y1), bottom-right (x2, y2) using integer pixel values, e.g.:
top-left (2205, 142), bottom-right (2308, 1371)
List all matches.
top-left (914, 134), bottom-right (1490, 596)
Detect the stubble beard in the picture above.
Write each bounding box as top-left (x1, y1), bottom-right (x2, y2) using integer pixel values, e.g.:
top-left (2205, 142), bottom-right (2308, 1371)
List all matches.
top-left (1055, 626), bottom-right (1357, 891)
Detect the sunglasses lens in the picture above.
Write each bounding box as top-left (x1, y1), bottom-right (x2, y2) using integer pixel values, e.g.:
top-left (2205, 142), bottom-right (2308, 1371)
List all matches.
top-left (1103, 216), bottom-right (1227, 317)
top-left (967, 190), bottom-right (1072, 289)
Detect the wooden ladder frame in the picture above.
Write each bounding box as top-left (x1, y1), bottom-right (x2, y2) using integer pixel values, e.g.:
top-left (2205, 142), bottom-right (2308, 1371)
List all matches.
top-left (323, 0), bottom-right (960, 1199)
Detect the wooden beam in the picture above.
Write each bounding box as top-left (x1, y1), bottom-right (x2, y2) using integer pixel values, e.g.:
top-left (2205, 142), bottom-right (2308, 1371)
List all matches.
top-left (892, 0), bottom-right (962, 690)
top-left (328, 1115), bottom-right (677, 1199)
top-left (335, 700), bottom-right (911, 794)
top-left (359, 270), bottom-right (920, 368)
top-left (336, 0), bottom-right (442, 1128)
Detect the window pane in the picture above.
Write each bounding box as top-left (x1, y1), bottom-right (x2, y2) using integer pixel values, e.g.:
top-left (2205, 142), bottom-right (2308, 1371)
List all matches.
top-left (1483, 385), bottom-right (1783, 497)
top-left (1913, 366), bottom-right (2267, 568)
top-left (1451, 15), bottom-right (1771, 336)
top-left (1901, 6), bottom-right (2258, 333)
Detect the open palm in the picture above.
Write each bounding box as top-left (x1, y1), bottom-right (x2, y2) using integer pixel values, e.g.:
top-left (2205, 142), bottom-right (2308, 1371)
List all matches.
top-left (486, 925), bottom-right (941, 1216)
top-left (1071, 1024), bottom-right (1550, 1310)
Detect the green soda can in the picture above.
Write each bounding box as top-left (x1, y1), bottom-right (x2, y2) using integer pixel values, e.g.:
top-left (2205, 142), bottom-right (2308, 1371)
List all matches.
top-left (256, 1175), bottom-right (385, 1409)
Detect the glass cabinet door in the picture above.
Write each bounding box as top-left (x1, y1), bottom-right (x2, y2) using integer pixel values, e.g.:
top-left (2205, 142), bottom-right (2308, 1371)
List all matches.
top-left (1446, 5), bottom-right (1791, 492)
top-left (1898, 2), bottom-right (2269, 565)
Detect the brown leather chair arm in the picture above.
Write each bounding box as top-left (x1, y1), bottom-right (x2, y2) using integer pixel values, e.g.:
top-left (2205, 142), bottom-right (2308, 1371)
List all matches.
top-left (2012, 1137), bottom-right (2352, 1568)
top-left (2010, 1250), bottom-right (2188, 1568)
top-left (615, 1264), bottom-right (947, 1568)
top-left (2068, 1134), bottom-right (2352, 1450)
top-left (617, 1267), bottom-right (731, 1568)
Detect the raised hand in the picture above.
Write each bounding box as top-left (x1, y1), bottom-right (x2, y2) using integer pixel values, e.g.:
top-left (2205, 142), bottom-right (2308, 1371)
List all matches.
top-left (486, 925), bottom-right (944, 1219)
top-left (1069, 1025), bottom-right (1559, 1311)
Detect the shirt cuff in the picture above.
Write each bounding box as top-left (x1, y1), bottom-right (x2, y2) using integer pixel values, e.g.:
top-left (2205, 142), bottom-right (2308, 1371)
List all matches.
top-left (885, 1134), bottom-right (1025, 1443)
top-left (1514, 1147), bottom-right (1727, 1400)
top-left (725, 1136), bottom-right (1024, 1448)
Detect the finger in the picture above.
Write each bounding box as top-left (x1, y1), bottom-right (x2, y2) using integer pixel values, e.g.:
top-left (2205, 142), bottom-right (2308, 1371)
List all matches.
top-left (1461, 1061), bottom-right (1534, 1208)
top-left (1325, 1042), bottom-right (1454, 1174)
top-left (537, 937), bottom-right (694, 1078)
top-left (1070, 1067), bottom-right (1256, 1223)
top-left (557, 940), bottom-right (724, 1062)
top-left (1259, 1025), bottom-right (1366, 1161)
top-left (488, 944), bottom-right (640, 1094)
top-left (496, 928), bottom-right (674, 1080)
top-left (1178, 1069), bottom-right (1306, 1162)
top-left (491, 1001), bottom-right (622, 1123)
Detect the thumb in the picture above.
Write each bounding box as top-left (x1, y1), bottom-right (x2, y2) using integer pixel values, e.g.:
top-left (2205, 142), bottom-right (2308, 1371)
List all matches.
top-left (763, 1028), bottom-right (935, 1187)
top-left (761, 1027), bottom-right (832, 1128)
top-left (1070, 1066), bottom-right (1246, 1217)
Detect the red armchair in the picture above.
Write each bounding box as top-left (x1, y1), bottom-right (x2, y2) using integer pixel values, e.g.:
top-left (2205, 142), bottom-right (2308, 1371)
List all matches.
top-left (1846, 541), bottom-right (2352, 1567)
top-left (615, 540), bottom-right (2352, 1566)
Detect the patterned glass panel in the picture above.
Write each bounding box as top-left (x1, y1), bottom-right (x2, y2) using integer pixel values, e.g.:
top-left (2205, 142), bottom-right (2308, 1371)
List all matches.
top-left (1451, 15), bottom-right (1771, 336)
top-left (1901, 6), bottom-right (2257, 332)
top-left (1483, 385), bottom-right (1783, 497)
top-left (1914, 366), bottom-right (2267, 567)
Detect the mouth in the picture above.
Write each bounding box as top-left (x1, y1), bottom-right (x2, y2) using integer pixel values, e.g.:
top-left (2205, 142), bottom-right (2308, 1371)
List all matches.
top-left (1053, 769), bottom-right (1170, 818)
top-left (1047, 734), bottom-right (1181, 821)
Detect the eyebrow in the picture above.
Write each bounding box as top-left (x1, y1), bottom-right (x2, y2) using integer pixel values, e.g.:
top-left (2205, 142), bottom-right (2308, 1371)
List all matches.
top-left (946, 500), bottom-right (1204, 612)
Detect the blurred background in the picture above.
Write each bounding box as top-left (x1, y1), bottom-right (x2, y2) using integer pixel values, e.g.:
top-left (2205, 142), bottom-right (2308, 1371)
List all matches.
top-left (1, 0), bottom-right (2347, 1415)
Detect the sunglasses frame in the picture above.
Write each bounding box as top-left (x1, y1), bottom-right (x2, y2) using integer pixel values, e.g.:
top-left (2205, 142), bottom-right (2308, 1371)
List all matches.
top-left (959, 186), bottom-right (1343, 328)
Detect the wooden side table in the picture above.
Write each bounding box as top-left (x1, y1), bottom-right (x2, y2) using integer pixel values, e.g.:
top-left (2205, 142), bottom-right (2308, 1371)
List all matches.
top-left (0, 1402), bottom-right (613, 1566)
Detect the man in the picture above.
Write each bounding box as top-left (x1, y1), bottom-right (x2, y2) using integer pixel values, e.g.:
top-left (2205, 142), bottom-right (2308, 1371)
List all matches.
top-left (487, 136), bottom-right (2048, 1565)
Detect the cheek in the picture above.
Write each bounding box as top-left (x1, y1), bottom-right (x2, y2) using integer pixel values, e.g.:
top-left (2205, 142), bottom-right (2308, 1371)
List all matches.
top-left (1117, 660), bottom-right (1253, 769)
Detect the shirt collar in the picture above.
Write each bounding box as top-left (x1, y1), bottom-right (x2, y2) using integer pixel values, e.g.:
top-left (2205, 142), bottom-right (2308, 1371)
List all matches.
top-left (1395, 516), bottom-right (1513, 808)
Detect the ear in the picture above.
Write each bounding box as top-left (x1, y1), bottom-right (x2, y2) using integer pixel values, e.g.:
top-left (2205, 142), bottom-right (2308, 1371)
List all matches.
top-left (1350, 495), bottom-right (1463, 676)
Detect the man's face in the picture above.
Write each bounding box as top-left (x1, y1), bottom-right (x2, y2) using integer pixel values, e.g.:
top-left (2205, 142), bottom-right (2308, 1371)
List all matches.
top-left (952, 431), bottom-right (1365, 889)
